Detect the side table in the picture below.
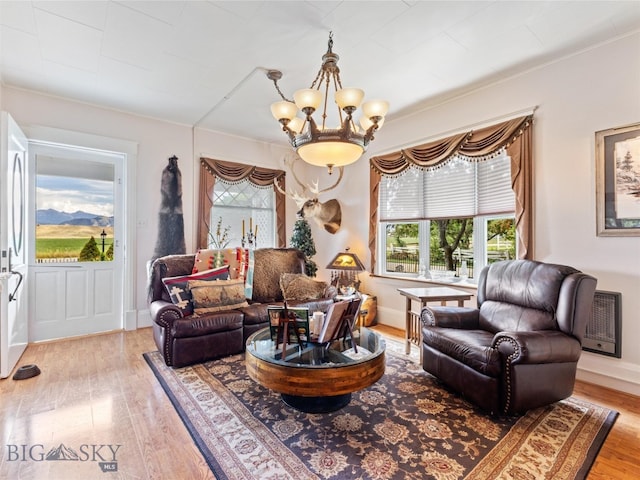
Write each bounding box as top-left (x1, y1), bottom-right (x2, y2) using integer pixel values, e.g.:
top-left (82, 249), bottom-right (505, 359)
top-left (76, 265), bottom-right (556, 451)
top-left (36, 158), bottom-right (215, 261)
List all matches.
top-left (397, 287), bottom-right (473, 362)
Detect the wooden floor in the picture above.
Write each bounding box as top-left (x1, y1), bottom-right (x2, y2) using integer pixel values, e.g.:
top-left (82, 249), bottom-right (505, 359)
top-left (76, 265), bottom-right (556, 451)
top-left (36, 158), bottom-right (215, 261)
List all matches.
top-left (0, 327), bottom-right (637, 479)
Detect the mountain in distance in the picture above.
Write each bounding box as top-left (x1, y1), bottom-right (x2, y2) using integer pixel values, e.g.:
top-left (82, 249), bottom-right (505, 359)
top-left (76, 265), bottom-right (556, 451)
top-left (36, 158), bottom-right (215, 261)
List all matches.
top-left (37, 208), bottom-right (114, 227)
top-left (66, 215), bottom-right (113, 227)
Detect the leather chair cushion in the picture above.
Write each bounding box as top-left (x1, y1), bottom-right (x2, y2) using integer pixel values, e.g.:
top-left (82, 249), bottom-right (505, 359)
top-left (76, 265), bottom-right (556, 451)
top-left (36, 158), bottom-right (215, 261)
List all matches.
top-left (481, 260), bottom-right (578, 313)
top-left (422, 327), bottom-right (502, 377)
top-left (149, 254), bottom-right (197, 304)
top-left (171, 311), bottom-right (243, 338)
top-left (240, 303), bottom-right (272, 326)
top-left (478, 300), bottom-right (557, 333)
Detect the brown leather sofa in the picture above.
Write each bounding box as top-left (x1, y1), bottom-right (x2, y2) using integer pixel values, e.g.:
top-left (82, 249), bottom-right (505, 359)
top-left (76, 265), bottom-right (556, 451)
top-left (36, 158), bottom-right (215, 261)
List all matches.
top-left (148, 248), bottom-right (336, 367)
top-left (421, 259), bottom-right (597, 415)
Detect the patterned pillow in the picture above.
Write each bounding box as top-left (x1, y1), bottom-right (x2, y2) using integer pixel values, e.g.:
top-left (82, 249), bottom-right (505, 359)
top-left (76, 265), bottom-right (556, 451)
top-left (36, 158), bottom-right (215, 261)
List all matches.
top-left (189, 278), bottom-right (249, 314)
top-left (279, 273), bottom-right (328, 301)
top-left (162, 265), bottom-right (230, 316)
top-left (192, 247), bottom-right (254, 299)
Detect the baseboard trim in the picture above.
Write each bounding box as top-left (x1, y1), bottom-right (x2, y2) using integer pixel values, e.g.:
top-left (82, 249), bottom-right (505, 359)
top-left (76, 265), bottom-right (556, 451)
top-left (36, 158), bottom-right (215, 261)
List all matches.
top-left (137, 309), bottom-right (152, 328)
top-left (376, 305), bottom-right (405, 331)
top-left (125, 309), bottom-right (138, 330)
top-left (577, 353), bottom-right (640, 397)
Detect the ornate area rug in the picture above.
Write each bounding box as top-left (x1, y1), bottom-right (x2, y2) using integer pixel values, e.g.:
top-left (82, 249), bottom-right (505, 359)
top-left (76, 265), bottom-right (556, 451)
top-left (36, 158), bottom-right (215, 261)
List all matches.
top-left (144, 342), bottom-right (617, 480)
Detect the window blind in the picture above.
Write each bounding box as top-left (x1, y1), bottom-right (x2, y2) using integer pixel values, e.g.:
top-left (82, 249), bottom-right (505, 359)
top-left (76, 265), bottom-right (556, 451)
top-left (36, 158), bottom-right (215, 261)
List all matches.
top-left (477, 153), bottom-right (514, 214)
top-left (379, 152), bottom-right (513, 221)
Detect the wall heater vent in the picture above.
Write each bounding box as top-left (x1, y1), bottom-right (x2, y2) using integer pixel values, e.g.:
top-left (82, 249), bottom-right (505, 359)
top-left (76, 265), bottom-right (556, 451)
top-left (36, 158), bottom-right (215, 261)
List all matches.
top-left (582, 290), bottom-right (621, 358)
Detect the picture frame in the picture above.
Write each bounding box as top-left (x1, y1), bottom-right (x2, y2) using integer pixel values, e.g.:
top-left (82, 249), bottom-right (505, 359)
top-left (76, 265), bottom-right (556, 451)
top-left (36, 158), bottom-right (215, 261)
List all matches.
top-left (267, 305), bottom-right (310, 344)
top-left (595, 122), bottom-right (640, 236)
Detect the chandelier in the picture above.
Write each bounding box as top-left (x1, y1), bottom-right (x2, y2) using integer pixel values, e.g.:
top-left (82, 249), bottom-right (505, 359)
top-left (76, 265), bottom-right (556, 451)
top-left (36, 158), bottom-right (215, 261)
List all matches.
top-left (268, 33), bottom-right (389, 173)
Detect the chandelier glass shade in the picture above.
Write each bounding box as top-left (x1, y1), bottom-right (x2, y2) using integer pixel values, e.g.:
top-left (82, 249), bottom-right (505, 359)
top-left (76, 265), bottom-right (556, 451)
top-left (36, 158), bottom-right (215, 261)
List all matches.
top-left (268, 33), bottom-right (388, 173)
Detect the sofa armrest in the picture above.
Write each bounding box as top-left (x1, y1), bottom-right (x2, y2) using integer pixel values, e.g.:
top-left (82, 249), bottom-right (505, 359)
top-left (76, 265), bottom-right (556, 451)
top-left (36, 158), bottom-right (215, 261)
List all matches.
top-left (493, 330), bottom-right (582, 364)
top-left (421, 306), bottom-right (479, 329)
top-left (149, 300), bottom-right (183, 329)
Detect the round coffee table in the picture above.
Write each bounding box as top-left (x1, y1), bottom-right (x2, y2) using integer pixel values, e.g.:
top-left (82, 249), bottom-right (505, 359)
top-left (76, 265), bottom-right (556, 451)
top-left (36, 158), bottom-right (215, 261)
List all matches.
top-left (245, 327), bottom-right (385, 413)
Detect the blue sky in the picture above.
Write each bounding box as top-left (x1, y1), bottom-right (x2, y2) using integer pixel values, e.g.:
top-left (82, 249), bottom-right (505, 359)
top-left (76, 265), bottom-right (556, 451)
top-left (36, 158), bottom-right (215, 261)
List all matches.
top-left (36, 175), bottom-right (114, 217)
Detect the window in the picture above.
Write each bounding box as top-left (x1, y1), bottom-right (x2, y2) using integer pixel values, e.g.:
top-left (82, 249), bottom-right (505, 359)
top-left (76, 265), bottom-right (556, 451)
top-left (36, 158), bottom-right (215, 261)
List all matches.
top-left (197, 158), bottom-right (287, 249)
top-left (210, 179), bottom-right (275, 248)
top-left (378, 151), bottom-right (516, 281)
top-left (35, 157), bottom-right (115, 263)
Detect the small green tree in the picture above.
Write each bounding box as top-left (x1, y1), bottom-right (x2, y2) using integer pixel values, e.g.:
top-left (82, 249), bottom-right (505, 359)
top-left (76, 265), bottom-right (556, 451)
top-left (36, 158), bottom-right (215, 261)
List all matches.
top-left (105, 243), bottom-right (114, 261)
top-left (290, 218), bottom-right (318, 277)
top-left (79, 236), bottom-right (101, 262)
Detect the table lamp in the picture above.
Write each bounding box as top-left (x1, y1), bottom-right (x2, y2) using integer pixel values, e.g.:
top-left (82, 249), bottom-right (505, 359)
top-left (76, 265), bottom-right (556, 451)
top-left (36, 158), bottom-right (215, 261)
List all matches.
top-left (326, 247), bottom-right (365, 294)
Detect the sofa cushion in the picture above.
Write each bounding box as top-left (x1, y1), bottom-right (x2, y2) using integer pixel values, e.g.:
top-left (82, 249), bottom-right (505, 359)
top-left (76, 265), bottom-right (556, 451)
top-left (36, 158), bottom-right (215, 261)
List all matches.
top-left (149, 254), bottom-right (197, 304)
top-left (162, 265), bottom-right (230, 315)
top-left (239, 303), bottom-right (274, 326)
top-left (280, 273), bottom-right (328, 301)
top-left (193, 247), bottom-right (254, 298)
top-left (171, 310), bottom-right (244, 338)
top-left (189, 278), bottom-right (249, 314)
top-left (252, 249), bottom-right (305, 303)
top-left (422, 327), bottom-right (502, 377)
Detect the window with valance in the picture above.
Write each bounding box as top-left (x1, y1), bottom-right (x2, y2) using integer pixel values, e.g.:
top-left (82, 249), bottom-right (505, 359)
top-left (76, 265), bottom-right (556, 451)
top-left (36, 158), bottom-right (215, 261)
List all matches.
top-left (197, 158), bottom-right (287, 249)
top-left (369, 115), bottom-right (533, 275)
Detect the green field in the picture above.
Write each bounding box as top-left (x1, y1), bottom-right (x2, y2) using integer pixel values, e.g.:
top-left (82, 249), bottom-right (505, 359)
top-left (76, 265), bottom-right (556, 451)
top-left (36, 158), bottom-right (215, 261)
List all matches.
top-left (36, 225), bottom-right (114, 260)
top-left (36, 238), bottom-right (114, 259)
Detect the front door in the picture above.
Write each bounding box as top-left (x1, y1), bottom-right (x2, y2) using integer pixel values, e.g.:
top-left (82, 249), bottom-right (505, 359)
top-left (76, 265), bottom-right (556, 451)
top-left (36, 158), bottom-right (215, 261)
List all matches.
top-left (0, 112), bottom-right (29, 378)
top-left (27, 141), bottom-right (124, 341)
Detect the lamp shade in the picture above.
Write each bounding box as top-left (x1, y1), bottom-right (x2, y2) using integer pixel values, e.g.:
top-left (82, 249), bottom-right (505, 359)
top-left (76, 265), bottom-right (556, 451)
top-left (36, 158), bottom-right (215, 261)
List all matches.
top-left (288, 116), bottom-right (305, 134)
top-left (362, 99), bottom-right (389, 119)
top-left (326, 250), bottom-right (365, 271)
top-left (294, 88), bottom-right (323, 111)
top-left (359, 115), bottom-right (385, 132)
top-left (297, 141), bottom-right (363, 167)
top-left (270, 100), bottom-right (298, 122)
top-left (335, 88), bottom-right (364, 110)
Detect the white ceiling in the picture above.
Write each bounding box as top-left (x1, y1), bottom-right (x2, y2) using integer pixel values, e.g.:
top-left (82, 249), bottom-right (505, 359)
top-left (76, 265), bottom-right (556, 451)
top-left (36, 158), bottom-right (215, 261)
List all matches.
top-left (1, 1), bottom-right (639, 146)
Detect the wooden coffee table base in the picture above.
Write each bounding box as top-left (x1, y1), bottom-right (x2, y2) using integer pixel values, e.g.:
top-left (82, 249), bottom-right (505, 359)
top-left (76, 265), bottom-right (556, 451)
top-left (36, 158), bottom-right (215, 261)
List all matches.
top-left (281, 393), bottom-right (351, 413)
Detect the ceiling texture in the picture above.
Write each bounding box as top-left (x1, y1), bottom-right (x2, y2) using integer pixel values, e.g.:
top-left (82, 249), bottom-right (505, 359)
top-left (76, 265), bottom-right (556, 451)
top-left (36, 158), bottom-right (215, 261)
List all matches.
top-left (1, 1), bottom-right (639, 146)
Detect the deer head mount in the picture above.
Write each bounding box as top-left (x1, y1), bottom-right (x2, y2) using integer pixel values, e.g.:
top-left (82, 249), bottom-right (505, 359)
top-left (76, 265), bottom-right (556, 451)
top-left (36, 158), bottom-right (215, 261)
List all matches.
top-left (274, 155), bottom-right (343, 234)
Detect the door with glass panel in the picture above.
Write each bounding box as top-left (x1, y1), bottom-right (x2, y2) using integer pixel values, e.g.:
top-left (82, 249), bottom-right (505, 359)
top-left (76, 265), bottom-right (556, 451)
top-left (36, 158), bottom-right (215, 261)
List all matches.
top-left (0, 112), bottom-right (29, 377)
top-left (28, 142), bottom-right (123, 341)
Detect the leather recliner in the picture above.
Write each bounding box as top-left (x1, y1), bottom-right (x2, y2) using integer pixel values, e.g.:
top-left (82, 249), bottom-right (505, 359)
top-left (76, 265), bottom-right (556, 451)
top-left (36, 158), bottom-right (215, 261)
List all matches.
top-left (148, 248), bottom-right (336, 367)
top-left (421, 259), bottom-right (597, 415)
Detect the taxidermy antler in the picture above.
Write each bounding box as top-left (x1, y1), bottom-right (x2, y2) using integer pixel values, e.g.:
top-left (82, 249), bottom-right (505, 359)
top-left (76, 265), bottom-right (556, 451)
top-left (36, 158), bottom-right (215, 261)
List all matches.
top-left (274, 155), bottom-right (343, 234)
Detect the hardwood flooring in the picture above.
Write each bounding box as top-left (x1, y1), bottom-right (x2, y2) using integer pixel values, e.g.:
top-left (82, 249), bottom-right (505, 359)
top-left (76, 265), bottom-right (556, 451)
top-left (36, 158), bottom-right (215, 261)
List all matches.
top-left (0, 327), bottom-right (638, 479)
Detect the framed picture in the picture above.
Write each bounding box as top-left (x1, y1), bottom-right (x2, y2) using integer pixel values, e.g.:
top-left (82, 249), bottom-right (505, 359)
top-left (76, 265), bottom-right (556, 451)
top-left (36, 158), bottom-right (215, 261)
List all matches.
top-left (596, 122), bottom-right (640, 236)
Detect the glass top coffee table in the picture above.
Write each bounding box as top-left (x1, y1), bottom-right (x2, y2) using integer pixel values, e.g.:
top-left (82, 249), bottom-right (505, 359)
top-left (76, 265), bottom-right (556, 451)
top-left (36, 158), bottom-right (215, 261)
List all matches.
top-left (245, 327), bottom-right (386, 413)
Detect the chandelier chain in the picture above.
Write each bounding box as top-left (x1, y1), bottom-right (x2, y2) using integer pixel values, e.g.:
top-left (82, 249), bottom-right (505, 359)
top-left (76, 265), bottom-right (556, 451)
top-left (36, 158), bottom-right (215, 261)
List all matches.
top-left (309, 67), bottom-right (324, 90)
top-left (271, 77), bottom-right (292, 103)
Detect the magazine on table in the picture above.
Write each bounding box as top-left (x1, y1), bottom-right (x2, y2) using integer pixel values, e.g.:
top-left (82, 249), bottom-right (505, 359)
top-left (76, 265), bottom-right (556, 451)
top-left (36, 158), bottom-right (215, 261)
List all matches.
top-left (316, 300), bottom-right (350, 343)
top-left (267, 305), bottom-right (310, 344)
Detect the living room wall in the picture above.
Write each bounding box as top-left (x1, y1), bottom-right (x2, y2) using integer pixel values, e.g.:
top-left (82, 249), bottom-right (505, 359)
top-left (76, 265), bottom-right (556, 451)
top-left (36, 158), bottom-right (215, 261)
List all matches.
top-left (1, 31), bottom-right (638, 395)
top-left (328, 31), bottom-right (639, 395)
top-left (0, 86), bottom-right (291, 332)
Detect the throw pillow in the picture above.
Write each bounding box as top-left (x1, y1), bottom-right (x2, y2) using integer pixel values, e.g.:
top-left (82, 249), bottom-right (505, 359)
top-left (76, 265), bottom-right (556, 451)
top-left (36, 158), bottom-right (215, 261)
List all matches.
top-left (193, 247), bottom-right (254, 299)
top-left (280, 273), bottom-right (329, 302)
top-left (162, 265), bottom-right (230, 316)
top-left (189, 278), bottom-right (249, 314)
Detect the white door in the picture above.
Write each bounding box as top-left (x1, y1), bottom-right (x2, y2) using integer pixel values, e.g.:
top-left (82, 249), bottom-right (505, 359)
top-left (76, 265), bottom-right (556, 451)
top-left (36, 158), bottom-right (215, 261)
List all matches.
top-left (0, 112), bottom-right (29, 378)
top-left (27, 142), bottom-right (124, 342)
